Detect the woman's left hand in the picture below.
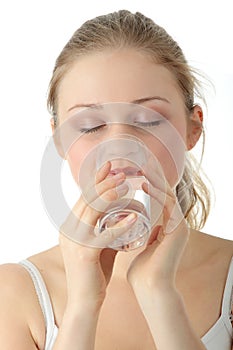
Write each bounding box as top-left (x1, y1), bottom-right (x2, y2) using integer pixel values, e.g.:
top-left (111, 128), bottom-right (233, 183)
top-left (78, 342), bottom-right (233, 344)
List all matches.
top-left (126, 172), bottom-right (208, 350)
top-left (127, 171), bottom-right (190, 300)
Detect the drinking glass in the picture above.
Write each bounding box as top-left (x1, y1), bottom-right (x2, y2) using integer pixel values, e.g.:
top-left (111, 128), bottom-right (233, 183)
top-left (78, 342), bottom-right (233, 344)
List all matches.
top-left (95, 138), bottom-right (152, 251)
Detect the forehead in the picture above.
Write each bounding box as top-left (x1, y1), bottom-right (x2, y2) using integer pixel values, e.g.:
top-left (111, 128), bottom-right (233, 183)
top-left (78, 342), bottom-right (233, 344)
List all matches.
top-left (57, 49), bottom-right (182, 116)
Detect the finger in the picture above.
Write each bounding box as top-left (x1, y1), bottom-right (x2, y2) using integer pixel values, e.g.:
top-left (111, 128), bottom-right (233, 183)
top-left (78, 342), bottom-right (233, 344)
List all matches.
top-left (79, 180), bottom-right (129, 225)
top-left (61, 182), bottom-right (130, 246)
top-left (95, 173), bottom-right (127, 198)
top-left (77, 159), bottom-right (127, 224)
top-left (80, 160), bottom-right (113, 201)
top-left (82, 172), bottom-right (126, 205)
top-left (67, 212), bottom-right (138, 249)
top-left (147, 225), bottom-right (162, 245)
top-left (157, 227), bottom-right (165, 242)
top-left (61, 173), bottom-right (129, 248)
top-left (78, 160), bottom-right (111, 197)
top-left (92, 212), bottom-right (138, 248)
top-left (95, 160), bottom-right (111, 184)
top-left (71, 172), bottom-right (127, 221)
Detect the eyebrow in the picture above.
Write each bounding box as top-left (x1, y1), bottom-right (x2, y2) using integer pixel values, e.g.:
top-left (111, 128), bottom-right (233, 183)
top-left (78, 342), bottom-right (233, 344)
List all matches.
top-left (67, 96), bottom-right (170, 112)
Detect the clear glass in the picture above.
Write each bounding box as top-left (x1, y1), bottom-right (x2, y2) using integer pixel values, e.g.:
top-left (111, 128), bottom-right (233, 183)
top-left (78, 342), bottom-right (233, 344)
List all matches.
top-left (97, 173), bottom-right (151, 251)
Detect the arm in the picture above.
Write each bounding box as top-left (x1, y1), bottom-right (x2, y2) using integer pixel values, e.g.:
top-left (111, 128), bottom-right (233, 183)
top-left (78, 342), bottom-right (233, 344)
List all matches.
top-left (52, 162), bottom-right (136, 349)
top-left (53, 216), bottom-right (135, 350)
top-left (52, 305), bottom-right (100, 349)
top-left (0, 264), bottom-right (101, 350)
top-left (127, 172), bottom-right (207, 350)
top-left (136, 286), bottom-right (207, 350)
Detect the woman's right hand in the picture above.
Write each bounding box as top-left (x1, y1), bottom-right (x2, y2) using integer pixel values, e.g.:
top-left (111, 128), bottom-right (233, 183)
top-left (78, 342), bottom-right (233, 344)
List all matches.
top-left (59, 161), bottom-right (137, 312)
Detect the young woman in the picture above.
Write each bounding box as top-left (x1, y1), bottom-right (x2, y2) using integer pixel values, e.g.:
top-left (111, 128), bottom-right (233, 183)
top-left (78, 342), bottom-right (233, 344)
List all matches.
top-left (0, 10), bottom-right (232, 350)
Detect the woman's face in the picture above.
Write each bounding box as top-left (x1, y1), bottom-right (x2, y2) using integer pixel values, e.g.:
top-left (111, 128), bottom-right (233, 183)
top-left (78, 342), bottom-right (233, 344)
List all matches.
top-left (54, 48), bottom-right (201, 188)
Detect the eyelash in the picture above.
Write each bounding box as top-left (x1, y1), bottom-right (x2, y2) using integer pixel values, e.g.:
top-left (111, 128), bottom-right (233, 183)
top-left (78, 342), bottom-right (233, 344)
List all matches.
top-left (80, 120), bottom-right (162, 134)
top-left (138, 120), bottom-right (162, 127)
top-left (80, 125), bottom-right (104, 134)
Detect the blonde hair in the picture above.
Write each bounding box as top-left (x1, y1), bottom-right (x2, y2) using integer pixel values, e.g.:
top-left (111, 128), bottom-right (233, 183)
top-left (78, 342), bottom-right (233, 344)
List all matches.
top-left (47, 10), bottom-right (211, 230)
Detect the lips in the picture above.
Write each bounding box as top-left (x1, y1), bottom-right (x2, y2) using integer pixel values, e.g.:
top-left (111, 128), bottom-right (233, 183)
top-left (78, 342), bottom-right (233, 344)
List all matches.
top-left (109, 167), bottom-right (143, 176)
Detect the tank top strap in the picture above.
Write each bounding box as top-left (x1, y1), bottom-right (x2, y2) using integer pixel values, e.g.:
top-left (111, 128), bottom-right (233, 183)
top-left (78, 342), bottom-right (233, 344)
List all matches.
top-left (221, 257), bottom-right (233, 333)
top-left (19, 259), bottom-right (57, 348)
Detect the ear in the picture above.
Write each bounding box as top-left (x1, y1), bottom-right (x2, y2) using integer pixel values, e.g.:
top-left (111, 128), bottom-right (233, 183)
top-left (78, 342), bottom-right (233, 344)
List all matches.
top-left (50, 117), bottom-right (55, 133)
top-left (50, 117), bottom-right (66, 159)
top-left (186, 105), bottom-right (203, 151)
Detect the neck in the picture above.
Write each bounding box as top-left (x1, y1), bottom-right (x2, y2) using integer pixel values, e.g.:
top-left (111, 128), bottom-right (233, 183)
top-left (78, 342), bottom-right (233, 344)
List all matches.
top-left (112, 245), bottom-right (146, 279)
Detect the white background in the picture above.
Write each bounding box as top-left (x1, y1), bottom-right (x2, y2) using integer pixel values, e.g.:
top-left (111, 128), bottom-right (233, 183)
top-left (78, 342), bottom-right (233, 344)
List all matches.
top-left (0, 0), bottom-right (232, 263)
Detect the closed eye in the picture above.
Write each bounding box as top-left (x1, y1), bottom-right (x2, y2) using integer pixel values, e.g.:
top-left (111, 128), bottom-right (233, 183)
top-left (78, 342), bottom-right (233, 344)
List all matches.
top-left (80, 120), bottom-right (162, 134)
top-left (135, 120), bottom-right (162, 127)
top-left (80, 125), bottom-right (105, 134)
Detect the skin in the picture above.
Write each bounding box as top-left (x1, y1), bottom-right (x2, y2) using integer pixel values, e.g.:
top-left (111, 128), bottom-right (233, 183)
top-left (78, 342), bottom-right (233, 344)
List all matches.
top-left (57, 49), bottom-right (195, 182)
top-left (0, 48), bottom-right (232, 350)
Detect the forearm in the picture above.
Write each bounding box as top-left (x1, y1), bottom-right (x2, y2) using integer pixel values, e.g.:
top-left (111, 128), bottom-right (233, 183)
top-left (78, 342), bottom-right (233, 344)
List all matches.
top-left (52, 305), bottom-right (101, 350)
top-left (138, 288), bottom-right (207, 350)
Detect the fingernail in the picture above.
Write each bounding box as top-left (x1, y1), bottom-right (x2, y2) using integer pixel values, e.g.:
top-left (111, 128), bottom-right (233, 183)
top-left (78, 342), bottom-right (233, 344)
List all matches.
top-left (126, 213), bottom-right (137, 223)
top-left (101, 161), bottom-right (110, 170)
top-left (114, 172), bottom-right (125, 185)
top-left (113, 172), bottom-right (125, 179)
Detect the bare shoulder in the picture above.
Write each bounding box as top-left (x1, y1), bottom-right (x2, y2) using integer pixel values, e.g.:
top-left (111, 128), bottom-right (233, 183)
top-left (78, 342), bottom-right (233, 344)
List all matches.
top-left (203, 233), bottom-right (233, 326)
top-left (194, 230), bottom-right (233, 261)
top-left (27, 244), bottom-right (63, 271)
top-left (26, 245), bottom-right (65, 294)
top-left (0, 262), bottom-right (45, 349)
top-left (0, 262), bottom-right (39, 307)
top-left (0, 244), bottom-right (63, 298)
top-left (186, 230), bottom-right (233, 285)
top-left (0, 245), bottom-right (63, 349)
top-left (194, 231), bottom-right (233, 284)
top-left (205, 232), bottom-right (233, 258)
top-left (27, 245), bottom-right (67, 328)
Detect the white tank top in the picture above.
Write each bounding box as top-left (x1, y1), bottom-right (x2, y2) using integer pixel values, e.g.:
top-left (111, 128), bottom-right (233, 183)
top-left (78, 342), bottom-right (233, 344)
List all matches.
top-left (19, 258), bottom-right (233, 350)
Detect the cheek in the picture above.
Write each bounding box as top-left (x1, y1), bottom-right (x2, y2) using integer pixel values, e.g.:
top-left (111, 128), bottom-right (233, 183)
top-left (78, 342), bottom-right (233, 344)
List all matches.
top-left (66, 137), bottom-right (103, 185)
top-left (159, 147), bottom-right (179, 187)
top-left (66, 142), bottom-right (89, 184)
top-left (176, 121), bottom-right (187, 145)
top-left (145, 131), bottom-right (185, 189)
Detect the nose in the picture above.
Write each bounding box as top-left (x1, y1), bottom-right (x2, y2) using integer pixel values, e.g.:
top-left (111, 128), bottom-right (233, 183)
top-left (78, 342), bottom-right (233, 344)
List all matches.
top-left (103, 123), bottom-right (141, 154)
top-left (106, 122), bottom-right (135, 137)
top-left (96, 124), bottom-right (147, 168)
